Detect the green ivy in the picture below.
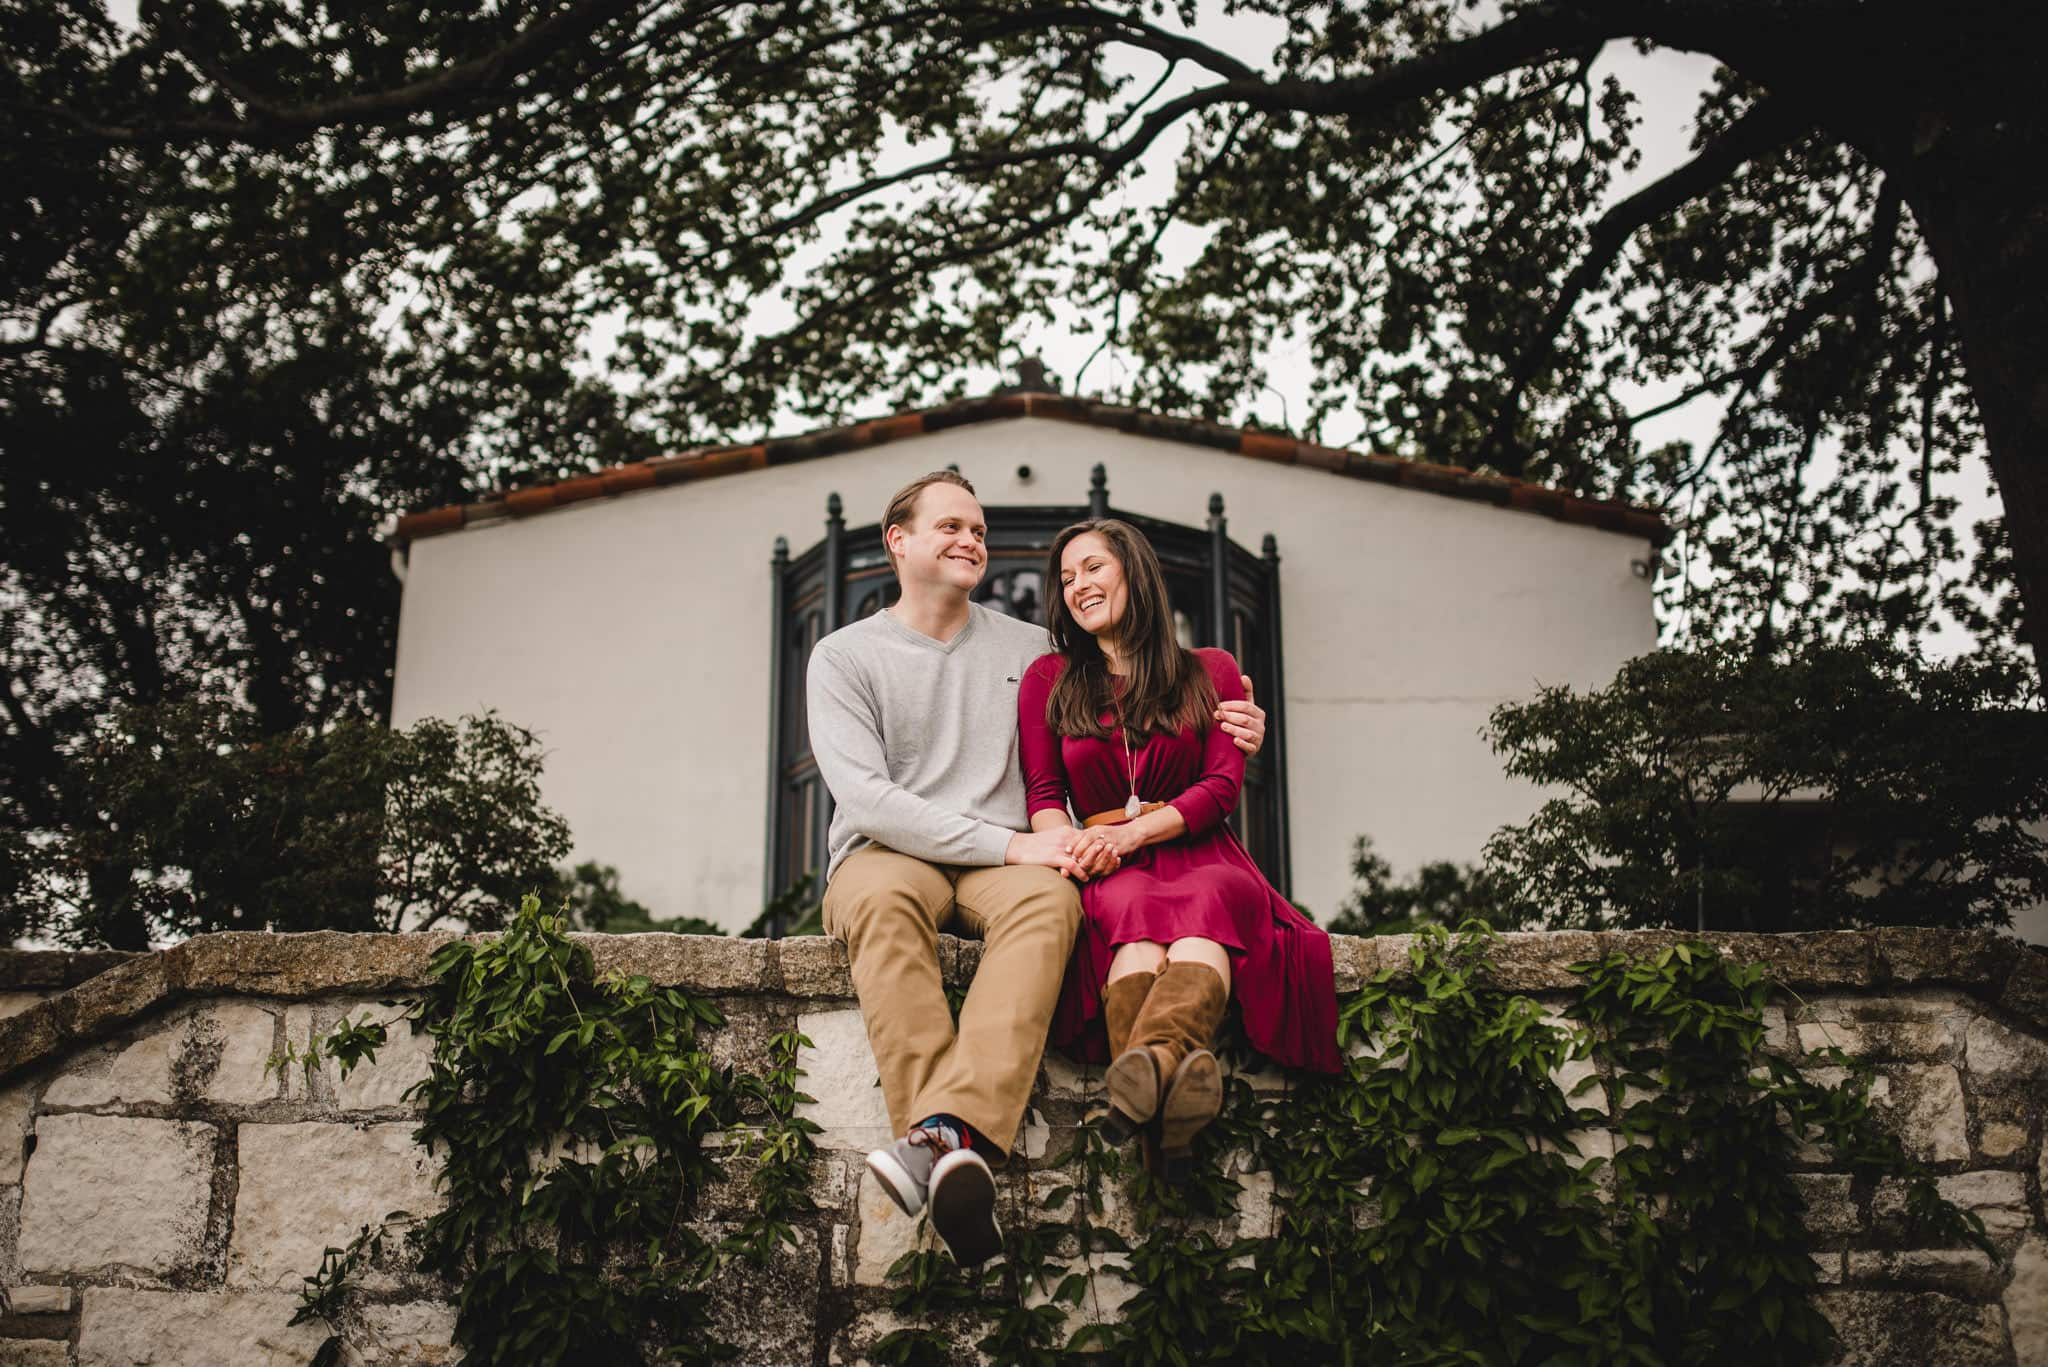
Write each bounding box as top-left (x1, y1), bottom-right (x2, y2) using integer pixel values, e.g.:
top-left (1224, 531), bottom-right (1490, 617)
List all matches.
top-left (294, 909), bottom-right (1984, 1366)
top-left (290, 894), bottom-right (818, 1365)
top-left (884, 924), bottom-right (1986, 1367)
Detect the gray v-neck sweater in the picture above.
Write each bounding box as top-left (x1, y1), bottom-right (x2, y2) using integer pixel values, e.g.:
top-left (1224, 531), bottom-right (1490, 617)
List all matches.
top-left (806, 603), bottom-right (1053, 881)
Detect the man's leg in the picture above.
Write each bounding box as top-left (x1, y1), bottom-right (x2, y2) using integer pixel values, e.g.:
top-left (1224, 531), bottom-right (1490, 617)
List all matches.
top-left (821, 845), bottom-right (958, 1142)
top-left (920, 864), bottom-right (1082, 1158)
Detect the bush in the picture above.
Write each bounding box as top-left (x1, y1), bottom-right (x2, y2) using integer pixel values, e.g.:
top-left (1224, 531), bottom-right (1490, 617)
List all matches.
top-left (1478, 640), bottom-right (2047, 932)
top-left (8, 704), bottom-right (571, 946)
top-left (555, 861), bottom-right (726, 936)
top-left (1324, 836), bottom-right (1532, 937)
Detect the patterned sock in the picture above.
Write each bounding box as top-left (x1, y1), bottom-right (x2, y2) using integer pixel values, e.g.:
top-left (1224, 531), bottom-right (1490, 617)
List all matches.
top-left (911, 1113), bottom-right (971, 1153)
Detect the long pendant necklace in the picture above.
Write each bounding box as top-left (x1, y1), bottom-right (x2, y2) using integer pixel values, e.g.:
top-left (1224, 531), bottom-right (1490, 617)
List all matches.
top-left (1114, 694), bottom-right (1143, 819)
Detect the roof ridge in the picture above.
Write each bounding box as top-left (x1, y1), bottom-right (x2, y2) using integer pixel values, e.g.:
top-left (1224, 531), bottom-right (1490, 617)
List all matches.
top-left (392, 392), bottom-right (1673, 546)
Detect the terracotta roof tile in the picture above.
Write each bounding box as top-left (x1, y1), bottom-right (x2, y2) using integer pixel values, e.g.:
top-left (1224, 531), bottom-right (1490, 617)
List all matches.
top-left (1239, 430), bottom-right (1299, 465)
top-left (392, 394), bottom-right (1674, 547)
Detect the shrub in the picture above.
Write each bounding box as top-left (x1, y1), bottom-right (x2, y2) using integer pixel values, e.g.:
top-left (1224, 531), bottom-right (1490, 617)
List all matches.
top-left (9, 703), bottom-right (570, 946)
top-left (1478, 640), bottom-right (2046, 932)
top-left (1324, 835), bottom-right (1531, 937)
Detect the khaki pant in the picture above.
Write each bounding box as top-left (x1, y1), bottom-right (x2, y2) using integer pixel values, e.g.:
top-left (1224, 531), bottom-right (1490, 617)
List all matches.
top-left (823, 845), bottom-right (1080, 1159)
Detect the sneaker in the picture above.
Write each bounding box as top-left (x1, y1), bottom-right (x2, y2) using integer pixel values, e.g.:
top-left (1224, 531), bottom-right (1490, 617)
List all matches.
top-left (928, 1147), bottom-right (1002, 1266)
top-left (865, 1132), bottom-right (940, 1218)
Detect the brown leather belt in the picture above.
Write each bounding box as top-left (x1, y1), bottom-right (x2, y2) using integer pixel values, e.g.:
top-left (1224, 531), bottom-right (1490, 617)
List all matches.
top-left (1082, 801), bottom-right (1166, 828)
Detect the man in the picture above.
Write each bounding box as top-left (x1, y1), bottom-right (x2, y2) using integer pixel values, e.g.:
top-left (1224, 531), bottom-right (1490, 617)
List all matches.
top-left (806, 470), bottom-right (1266, 1265)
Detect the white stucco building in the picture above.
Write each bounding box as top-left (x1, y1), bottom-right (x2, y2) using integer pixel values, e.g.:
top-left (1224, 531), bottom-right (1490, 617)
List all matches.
top-left (389, 388), bottom-right (1668, 931)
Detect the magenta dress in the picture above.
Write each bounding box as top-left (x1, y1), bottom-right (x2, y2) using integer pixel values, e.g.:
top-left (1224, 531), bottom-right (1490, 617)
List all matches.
top-left (1018, 648), bottom-right (1341, 1074)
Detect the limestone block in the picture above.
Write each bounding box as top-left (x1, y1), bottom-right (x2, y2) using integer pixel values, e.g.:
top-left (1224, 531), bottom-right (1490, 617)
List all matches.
top-left (0, 1341), bottom-right (70, 1365)
top-left (168, 932), bottom-right (455, 999)
top-left (828, 1221), bottom-right (851, 1286)
top-left (77, 1286), bottom-right (328, 1366)
top-left (1966, 1016), bottom-right (2048, 1082)
top-left (51, 955), bottom-right (169, 1043)
top-left (193, 1003), bottom-right (282, 1104)
top-left (5, 1288), bottom-right (75, 1314)
top-left (281, 1004), bottom-right (321, 1102)
top-left (1792, 1172), bottom-right (1858, 1239)
top-left (1549, 1052), bottom-right (1605, 1116)
top-left (827, 1308), bottom-right (922, 1366)
top-left (336, 1020), bottom-right (435, 1111)
top-left (1890, 1065), bottom-right (1969, 1164)
top-left (777, 937), bottom-right (853, 997)
top-left (18, 1114), bottom-right (216, 1279)
top-left (1934, 1169), bottom-right (2030, 1238)
top-left (228, 1122), bottom-right (441, 1290)
top-left (0, 1083), bottom-right (33, 1185)
top-left (1845, 1247), bottom-right (2004, 1298)
top-left (0, 993), bottom-right (48, 1022)
top-left (1233, 1054), bottom-right (1289, 1096)
top-left (43, 1025), bottom-right (177, 1108)
top-left (1018, 1107), bottom-right (1050, 1162)
top-left (1812, 1290), bottom-right (2009, 1367)
top-left (1559, 1128), bottom-right (1615, 1168)
top-left (1027, 1251), bottom-right (1137, 1340)
top-left (1794, 992), bottom-right (1955, 1026)
top-left (2007, 1235), bottom-right (2048, 1367)
top-left (703, 1226), bottom-right (818, 1367)
top-left (344, 1299), bottom-right (461, 1365)
top-left (1997, 949), bottom-right (2048, 1027)
top-left (811, 1153), bottom-right (854, 1209)
top-left (1040, 1052), bottom-right (1096, 1101)
top-left (1811, 1251), bottom-right (1842, 1285)
top-left (852, 1166), bottom-right (932, 1286)
top-left (581, 934), bottom-right (775, 993)
top-left (1760, 1004), bottom-right (1794, 1055)
top-left (1796, 1019), bottom-right (1951, 1062)
top-left (1328, 935), bottom-right (1374, 993)
top-left (1234, 1169), bottom-right (1277, 1239)
top-left (793, 1010), bottom-right (892, 1152)
top-left (1979, 1121), bottom-right (2028, 1161)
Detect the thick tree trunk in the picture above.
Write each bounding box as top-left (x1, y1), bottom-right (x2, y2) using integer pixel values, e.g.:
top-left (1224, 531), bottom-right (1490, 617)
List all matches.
top-left (1898, 139), bottom-right (2048, 679)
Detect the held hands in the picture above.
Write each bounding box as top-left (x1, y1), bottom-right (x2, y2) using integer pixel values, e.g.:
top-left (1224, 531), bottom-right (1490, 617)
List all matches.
top-left (1216, 676), bottom-right (1266, 755)
top-left (1071, 821), bottom-right (1143, 869)
top-left (1005, 827), bottom-right (1087, 879)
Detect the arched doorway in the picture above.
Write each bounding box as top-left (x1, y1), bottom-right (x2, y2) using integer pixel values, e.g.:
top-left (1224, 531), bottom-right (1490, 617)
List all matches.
top-left (763, 467), bottom-right (1291, 927)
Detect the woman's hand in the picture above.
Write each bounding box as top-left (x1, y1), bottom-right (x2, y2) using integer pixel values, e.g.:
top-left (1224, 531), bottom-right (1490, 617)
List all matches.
top-left (1069, 829), bottom-right (1122, 877)
top-left (1073, 821), bottom-right (1146, 866)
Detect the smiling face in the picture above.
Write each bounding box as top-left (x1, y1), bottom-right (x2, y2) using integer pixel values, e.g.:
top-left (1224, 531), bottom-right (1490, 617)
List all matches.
top-left (888, 479), bottom-right (987, 593)
top-left (1059, 531), bottom-right (1129, 642)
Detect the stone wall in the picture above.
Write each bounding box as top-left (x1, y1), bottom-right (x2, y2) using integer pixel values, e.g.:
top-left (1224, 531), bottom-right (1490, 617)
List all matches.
top-left (0, 928), bottom-right (2042, 1366)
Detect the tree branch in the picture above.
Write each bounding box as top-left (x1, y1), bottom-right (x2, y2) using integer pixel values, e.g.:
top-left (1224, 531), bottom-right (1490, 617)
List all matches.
top-left (33, 0), bottom-right (655, 146)
top-left (1482, 96), bottom-right (1802, 471)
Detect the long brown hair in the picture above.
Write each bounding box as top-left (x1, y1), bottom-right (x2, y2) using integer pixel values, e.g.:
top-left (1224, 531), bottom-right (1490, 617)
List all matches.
top-left (1042, 519), bottom-right (1216, 740)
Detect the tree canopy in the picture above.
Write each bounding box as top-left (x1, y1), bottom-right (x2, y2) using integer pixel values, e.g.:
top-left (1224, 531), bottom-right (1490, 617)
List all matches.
top-left (4, 1), bottom-right (2042, 884)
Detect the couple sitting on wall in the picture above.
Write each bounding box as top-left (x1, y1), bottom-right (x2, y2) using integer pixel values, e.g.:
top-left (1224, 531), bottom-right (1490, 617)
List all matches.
top-left (809, 470), bottom-right (1341, 1267)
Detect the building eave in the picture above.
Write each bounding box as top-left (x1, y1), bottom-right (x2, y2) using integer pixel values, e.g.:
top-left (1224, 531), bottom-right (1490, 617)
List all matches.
top-left (391, 391), bottom-right (1676, 548)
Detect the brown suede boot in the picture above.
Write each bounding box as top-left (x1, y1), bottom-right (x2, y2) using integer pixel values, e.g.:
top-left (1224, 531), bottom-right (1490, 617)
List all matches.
top-left (1124, 961), bottom-right (1229, 1172)
top-left (1101, 969), bottom-right (1161, 1142)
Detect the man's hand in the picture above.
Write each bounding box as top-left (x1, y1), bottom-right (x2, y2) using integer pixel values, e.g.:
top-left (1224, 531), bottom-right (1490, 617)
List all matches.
top-left (1216, 676), bottom-right (1267, 755)
top-left (1006, 827), bottom-right (1086, 879)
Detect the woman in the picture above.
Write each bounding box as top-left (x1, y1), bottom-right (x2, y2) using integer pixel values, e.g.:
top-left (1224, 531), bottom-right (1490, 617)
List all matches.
top-left (1018, 519), bottom-right (1340, 1170)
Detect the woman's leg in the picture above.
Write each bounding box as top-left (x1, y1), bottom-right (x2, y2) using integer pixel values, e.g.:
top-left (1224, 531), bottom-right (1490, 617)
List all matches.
top-left (1165, 937), bottom-right (1231, 996)
top-left (1103, 941), bottom-right (1168, 1137)
top-left (1133, 942), bottom-right (1232, 1171)
top-left (1108, 940), bottom-right (1167, 983)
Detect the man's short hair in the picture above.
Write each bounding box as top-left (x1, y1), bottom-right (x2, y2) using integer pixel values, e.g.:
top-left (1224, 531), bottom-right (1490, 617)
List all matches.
top-left (883, 470), bottom-right (978, 580)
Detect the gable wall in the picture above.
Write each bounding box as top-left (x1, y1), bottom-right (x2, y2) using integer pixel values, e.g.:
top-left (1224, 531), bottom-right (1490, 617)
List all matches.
top-left (392, 418), bottom-right (1655, 927)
